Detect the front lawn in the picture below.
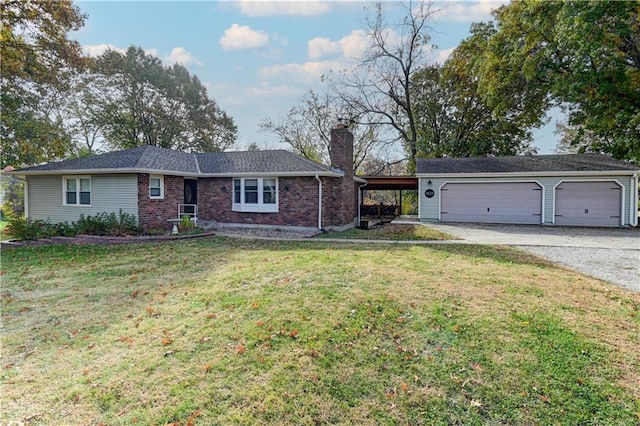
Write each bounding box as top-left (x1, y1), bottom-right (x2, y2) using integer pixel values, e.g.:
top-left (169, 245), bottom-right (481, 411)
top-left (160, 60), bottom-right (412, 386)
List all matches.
top-left (1, 238), bottom-right (639, 425)
top-left (315, 223), bottom-right (455, 240)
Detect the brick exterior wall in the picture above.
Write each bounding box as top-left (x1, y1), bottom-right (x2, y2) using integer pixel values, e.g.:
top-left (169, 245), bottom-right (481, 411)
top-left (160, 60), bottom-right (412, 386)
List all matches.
top-left (135, 126), bottom-right (357, 232)
top-left (198, 176), bottom-right (320, 228)
top-left (137, 174), bottom-right (184, 231)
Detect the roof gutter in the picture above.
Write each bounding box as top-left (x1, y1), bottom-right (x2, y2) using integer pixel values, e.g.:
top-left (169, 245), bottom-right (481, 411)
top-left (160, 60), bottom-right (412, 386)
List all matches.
top-left (415, 170), bottom-right (640, 178)
top-left (315, 174), bottom-right (323, 230)
top-left (4, 168), bottom-right (343, 178)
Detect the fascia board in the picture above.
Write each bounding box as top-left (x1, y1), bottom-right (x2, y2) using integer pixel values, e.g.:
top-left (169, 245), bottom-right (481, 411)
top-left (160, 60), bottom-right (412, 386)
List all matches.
top-left (415, 170), bottom-right (640, 178)
top-left (199, 171), bottom-right (343, 178)
top-left (7, 168), bottom-right (343, 178)
top-left (5, 168), bottom-right (201, 177)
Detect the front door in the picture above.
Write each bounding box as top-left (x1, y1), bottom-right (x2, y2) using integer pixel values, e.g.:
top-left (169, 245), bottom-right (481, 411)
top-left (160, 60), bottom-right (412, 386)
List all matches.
top-left (183, 179), bottom-right (198, 217)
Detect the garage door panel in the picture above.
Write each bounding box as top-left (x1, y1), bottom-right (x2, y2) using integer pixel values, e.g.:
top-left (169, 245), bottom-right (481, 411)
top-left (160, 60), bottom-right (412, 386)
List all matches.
top-left (441, 182), bottom-right (542, 224)
top-left (555, 181), bottom-right (621, 227)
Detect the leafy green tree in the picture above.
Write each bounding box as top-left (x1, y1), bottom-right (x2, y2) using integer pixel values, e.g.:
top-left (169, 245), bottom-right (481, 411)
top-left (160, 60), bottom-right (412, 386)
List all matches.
top-left (412, 32), bottom-right (535, 158)
top-left (1, 0), bottom-right (87, 167)
top-left (476, 0), bottom-right (640, 162)
top-left (91, 46), bottom-right (237, 152)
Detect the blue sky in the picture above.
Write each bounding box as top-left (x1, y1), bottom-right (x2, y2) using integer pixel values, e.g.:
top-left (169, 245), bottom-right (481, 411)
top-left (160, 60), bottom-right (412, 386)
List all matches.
top-left (72, 0), bottom-right (558, 155)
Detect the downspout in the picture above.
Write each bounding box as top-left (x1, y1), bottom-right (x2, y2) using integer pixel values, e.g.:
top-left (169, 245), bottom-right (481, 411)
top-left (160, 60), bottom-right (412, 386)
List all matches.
top-left (633, 173), bottom-right (639, 227)
top-left (315, 175), bottom-right (322, 230)
top-left (358, 181), bottom-right (368, 227)
top-left (23, 177), bottom-right (29, 219)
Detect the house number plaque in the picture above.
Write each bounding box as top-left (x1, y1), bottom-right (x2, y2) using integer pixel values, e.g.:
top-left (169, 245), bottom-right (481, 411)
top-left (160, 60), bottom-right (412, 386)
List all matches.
top-left (424, 189), bottom-right (435, 198)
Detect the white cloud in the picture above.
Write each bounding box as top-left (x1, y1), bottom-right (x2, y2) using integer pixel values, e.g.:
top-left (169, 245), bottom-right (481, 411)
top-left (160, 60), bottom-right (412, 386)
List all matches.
top-left (145, 48), bottom-right (159, 58)
top-left (246, 83), bottom-right (304, 99)
top-left (164, 47), bottom-right (203, 67)
top-left (260, 60), bottom-right (343, 84)
top-left (308, 30), bottom-right (369, 60)
top-left (83, 44), bottom-right (125, 57)
top-left (235, 0), bottom-right (332, 17)
top-left (431, 47), bottom-right (455, 64)
top-left (435, 0), bottom-right (502, 23)
top-left (220, 24), bottom-right (269, 51)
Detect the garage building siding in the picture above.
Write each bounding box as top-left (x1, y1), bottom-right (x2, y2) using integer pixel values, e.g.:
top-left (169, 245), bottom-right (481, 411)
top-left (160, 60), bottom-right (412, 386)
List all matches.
top-left (419, 175), bottom-right (635, 226)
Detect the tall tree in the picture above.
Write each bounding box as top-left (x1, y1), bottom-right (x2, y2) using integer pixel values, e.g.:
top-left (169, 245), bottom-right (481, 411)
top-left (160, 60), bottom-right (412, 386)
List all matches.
top-left (259, 89), bottom-right (392, 174)
top-left (476, 0), bottom-right (640, 162)
top-left (91, 47), bottom-right (237, 152)
top-left (412, 26), bottom-right (535, 158)
top-left (326, 0), bottom-right (439, 170)
top-left (1, 0), bottom-right (87, 167)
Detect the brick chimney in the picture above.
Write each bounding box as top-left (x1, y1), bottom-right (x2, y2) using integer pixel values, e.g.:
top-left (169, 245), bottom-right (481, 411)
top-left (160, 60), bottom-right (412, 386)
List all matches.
top-left (330, 123), bottom-right (354, 179)
top-left (324, 123), bottom-right (356, 228)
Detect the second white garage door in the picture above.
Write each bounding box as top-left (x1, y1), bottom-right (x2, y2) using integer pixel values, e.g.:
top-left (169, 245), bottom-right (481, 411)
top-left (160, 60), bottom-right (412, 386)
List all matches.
top-left (554, 181), bottom-right (622, 226)
top-left (441, 182), bottom-right (543, 224)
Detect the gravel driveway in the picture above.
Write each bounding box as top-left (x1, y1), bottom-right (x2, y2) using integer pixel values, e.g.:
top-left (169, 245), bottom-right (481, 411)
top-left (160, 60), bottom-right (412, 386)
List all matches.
top-left (424, 223), bottom-right (640, 292)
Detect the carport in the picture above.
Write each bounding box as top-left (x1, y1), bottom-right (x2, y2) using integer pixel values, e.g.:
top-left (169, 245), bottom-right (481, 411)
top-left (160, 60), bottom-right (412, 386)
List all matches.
top-left (359, 176), bottom-right (418, 219)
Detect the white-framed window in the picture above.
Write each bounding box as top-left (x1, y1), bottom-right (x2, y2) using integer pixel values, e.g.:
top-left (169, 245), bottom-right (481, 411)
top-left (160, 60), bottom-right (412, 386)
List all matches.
top-left (149, 175), bottom-right (164, 199)
top-left (63, 176), bottom-right (91, 206)
top-left (232, 178), bottom-right (278, 213)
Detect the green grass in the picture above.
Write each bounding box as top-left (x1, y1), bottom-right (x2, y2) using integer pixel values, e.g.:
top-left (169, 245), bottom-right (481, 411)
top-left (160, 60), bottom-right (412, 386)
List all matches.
top-left (1, 237), bottom-right (639, 425)
top-left (0, 219), bottom-right (10, 240)
top-left (315, 223), bottom-right (455, 240)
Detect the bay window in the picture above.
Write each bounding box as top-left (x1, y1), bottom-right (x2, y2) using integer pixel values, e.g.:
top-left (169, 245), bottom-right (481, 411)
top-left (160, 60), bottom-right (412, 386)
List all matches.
top-left (233, 178), bottom-right (278, 212)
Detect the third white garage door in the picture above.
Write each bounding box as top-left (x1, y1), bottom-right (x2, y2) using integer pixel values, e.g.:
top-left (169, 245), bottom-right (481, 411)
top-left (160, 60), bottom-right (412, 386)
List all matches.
top-left (441, 182), bottom-right (542, 224)
top-left (554, 181), bottom-right (622, 226)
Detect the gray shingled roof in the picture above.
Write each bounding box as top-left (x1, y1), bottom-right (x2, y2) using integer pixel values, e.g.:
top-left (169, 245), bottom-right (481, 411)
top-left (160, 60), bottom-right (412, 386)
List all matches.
top-left (13, 146), bottom-right (338, 176)
top-left (416, 153), bottom-right (639, 174)
top-left (197, 150), bottom-right (333, 174)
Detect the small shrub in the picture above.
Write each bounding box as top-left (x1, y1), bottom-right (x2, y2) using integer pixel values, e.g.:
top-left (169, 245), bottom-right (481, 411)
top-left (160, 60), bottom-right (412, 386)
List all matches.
top-left (179, 215), bottom-right (196, 233)
top-left (74, 210), bottom-right (140, 236)
top-left (5, 217), bottom-right (50, 240)
top-left (52, 222), bottom-right (77, 237)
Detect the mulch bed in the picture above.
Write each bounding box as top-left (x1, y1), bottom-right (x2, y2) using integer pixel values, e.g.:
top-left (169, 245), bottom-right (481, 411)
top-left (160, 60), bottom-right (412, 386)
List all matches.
top-left (0, 231), bottom-right (218, 249)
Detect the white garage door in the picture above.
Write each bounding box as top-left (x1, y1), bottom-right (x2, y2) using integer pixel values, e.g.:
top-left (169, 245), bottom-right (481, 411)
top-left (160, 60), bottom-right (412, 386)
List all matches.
top-left (441, 182), bottom-right (542, 224)
top-left (555, 181), bottom-right (622, 227)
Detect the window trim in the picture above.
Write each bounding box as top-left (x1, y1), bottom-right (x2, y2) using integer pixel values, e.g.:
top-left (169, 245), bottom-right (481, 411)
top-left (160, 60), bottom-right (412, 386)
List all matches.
top-left (62, 176), bottom-right (92, 207)
top-left (149, 174), bottom-right (165, 199)
top-left (232, 177), bottom-right (279, 213)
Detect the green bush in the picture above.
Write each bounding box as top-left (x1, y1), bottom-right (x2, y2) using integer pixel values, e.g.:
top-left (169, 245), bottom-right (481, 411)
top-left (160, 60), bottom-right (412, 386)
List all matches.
top-left (7, 210), bottom-right (140, 240)
top-left (179, 215), bottom-right (196, 232)
top-left (75, 211), bottom-right (140, 236)
top-left (5, 217), bottom-right (51, 240)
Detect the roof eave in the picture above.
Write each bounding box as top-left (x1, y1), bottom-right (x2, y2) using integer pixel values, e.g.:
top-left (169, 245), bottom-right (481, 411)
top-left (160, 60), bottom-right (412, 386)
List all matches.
top-left (6, 168), bottom-right (201, 177)
top-left (7, 168), bottom-right (343, 178)
top-left (416, 170), bottom-right (640, 178)
top-left (199, 171), bottom-right (342, 178)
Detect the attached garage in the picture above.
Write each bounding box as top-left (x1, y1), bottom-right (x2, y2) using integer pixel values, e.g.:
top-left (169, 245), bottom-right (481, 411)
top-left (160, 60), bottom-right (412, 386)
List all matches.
top-left (441, 182), bottom-right (542, 224)
top-left (555, 181), bottom-right (622, 227)
top-left (417, 154), bottom-right (639, 227)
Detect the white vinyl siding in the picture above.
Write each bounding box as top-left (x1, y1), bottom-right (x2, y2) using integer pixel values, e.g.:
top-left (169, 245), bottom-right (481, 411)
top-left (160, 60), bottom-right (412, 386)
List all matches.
top-left (27, 174), bottom-right (139, 224)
